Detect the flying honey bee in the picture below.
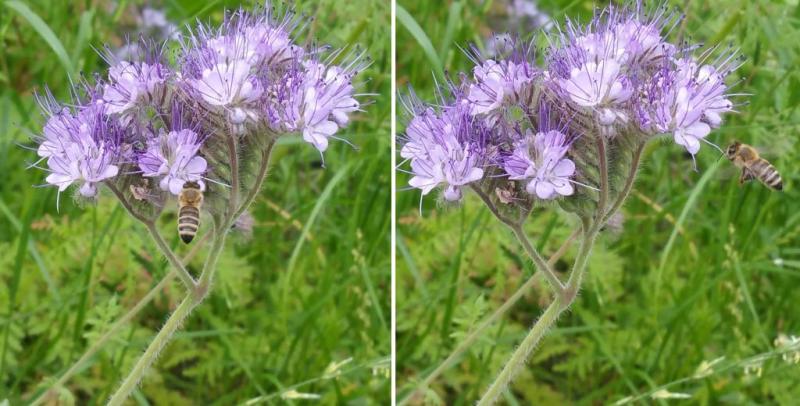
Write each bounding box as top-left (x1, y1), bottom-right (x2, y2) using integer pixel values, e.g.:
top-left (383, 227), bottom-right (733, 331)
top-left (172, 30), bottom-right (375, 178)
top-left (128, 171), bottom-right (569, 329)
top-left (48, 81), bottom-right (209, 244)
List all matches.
top-left (177, 181), bottom-right (204, 243)
top-left (725, 141), bottom-right (783, 191)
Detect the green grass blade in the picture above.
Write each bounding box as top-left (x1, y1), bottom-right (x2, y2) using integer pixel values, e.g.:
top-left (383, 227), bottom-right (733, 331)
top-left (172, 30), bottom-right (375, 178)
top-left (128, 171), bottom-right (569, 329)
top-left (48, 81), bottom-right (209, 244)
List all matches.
top-left (283, 163), bottom-right (353, 296)
top-left (438, 1), bottom-right (463, 61)
top-left (397, 5), bottom-right (443, 79)
top-left (0, 198), bottom-right (60, 305)
top-left (656, 160), bottom-right (722, 293)
top-left (4, 0), bottom-right (75, 74)
top-left (397, 233), bottom-right (429, 301)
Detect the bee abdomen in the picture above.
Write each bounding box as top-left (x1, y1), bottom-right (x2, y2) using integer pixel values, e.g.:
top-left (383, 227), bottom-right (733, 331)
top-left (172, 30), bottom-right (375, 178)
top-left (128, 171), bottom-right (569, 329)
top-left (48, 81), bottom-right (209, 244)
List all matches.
top-left (753, 159), bottom-right (783, 190)
top-left (178, 206), bottom-right (200, 243)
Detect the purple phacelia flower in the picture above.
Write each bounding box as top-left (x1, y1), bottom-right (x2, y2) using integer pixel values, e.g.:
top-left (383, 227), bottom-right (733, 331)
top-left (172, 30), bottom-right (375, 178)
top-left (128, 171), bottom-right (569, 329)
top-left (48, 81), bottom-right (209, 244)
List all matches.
top-left (187, 61), bottom-right (263, 125)
top-left (643, 54), bottom-right (738, 155)
top-left (467, 59), bottom-right (537, 116)
top-left (46, 140), bottom-right (120, 198)
top-left (268, 58), bottom-right (363, 152)
top-left (504, 129), bottom-right (576, 199)
top-left (35, 95), bottom-right (122, 202)
top-left (556, 59), bottom-right (632, 125)
top-left (547, 4), bottom-right (681, 128)
top-left (403, 101), bottom-right (489, 202)
top-left (138, 129), bottom-right (207, 195)
top-left (195, 6), bottom-right (302, 68)
top-left (206, 22), bottom-right (301, 67)
top-left (563, 3), bottom-right (678, 65)
top-left (103, 61), bottom-right (168, 116)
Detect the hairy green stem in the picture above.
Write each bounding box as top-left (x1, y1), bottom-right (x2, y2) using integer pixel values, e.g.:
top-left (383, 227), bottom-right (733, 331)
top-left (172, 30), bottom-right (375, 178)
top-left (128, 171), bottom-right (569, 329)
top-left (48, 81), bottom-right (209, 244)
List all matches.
top-left (595, 135), bottom-right (609, 226)
top-left (226, 134), bottom-right (241, 220)
top-left (232, 141), bottom-right (276, 223)
top-left (107, 296), bottom-right (197, 405)
top-left (106, 184), bottom-right (153, 225)
top-left (509, 224), bottom-right (565, 292)
top-left (477, 133), bottom-right (615, 403)
top-left (145, 223), bottom-right (197, 290)
top-left (196, 232), bottom-right (228, 299)
top-left (105, 133), bottom-right (273, 404)
top-left (603, 143), bottom-right (644, 223)
top-left (477, 296), bottom-right (563, 406)
top-left (469, 185), bottom-right (563, 291)
top-left (107, 184), bottom-right (195, 290)
top-left (562, 227), bottom-right (596, 308)
top-left (28, 234), bottom-right (209, 405)
top-left (470, 185), bottom-right (517, 226)
top-left (398, 229), bottom-right (579, 405)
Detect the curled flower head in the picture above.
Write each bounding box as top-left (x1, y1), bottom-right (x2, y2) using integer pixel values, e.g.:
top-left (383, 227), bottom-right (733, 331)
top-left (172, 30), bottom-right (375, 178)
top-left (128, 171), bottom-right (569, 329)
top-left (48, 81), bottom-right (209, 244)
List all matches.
top-left (504, 128), bottom-right (576, 200)
top-left (402, 94), bottom-right (490, 202)
top-left (568, 4), bottom-right (678, 66)
top-left (31, 3), bottom-right (366, 211)
top-left (138, 128), bottom-right (208, 195)
top-left (178, 5), bottom-right (365, 149)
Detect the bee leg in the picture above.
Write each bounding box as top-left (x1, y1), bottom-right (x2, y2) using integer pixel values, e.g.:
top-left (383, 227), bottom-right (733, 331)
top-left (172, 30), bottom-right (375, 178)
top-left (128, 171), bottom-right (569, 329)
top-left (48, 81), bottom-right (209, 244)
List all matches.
top-left (739, 168), bottom-right (754, 185)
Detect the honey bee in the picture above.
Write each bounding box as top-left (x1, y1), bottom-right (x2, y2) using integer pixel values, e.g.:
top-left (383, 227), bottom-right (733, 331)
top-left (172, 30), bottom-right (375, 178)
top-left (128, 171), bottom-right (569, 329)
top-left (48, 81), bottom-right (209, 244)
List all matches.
top-left (725, 141), bottom-right (783, 191)
top-left (177, 181), bottom-right (204, 243)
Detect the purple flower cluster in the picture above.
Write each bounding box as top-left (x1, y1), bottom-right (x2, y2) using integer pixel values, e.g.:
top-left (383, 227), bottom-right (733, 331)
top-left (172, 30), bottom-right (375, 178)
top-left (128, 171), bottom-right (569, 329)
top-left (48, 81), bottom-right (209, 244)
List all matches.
top-left (33, 5), bottom-right (365, 205)
top-left (36, 97), bottom-right (123, 203)
top-left (402, 2), bottom-right (740, 203)
top-left (402, 101), bottom-right (490, 202)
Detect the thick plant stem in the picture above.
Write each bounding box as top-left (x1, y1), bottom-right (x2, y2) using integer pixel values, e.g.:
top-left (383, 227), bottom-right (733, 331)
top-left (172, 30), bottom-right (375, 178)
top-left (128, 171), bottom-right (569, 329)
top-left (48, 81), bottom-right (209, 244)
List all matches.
top-left (398, 229), bottom-right (579, 405)
top-left (107, 296), bottom-right (197, 406)
top-left (145, 223), bottom-right (197, 289)
top-left (477, 296), bottom-right (563, 406)
top-left (105, 134), bottom-right (270, 404)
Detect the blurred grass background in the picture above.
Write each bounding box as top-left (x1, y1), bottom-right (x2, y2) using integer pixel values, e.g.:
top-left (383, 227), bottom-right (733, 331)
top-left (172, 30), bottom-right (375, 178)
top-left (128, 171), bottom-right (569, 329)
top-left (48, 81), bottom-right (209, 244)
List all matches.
top-left (397, 0), bottom-right (800, 404)
top-left (0, 0), bottom-right (390, 404)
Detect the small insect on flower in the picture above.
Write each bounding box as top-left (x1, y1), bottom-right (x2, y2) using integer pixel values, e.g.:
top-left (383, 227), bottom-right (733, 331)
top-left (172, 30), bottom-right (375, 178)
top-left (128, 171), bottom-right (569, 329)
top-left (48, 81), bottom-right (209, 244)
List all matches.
top-left (177, 181), bottom-right (204, 243)
top-left (725, 141), bottom-right (783, 190)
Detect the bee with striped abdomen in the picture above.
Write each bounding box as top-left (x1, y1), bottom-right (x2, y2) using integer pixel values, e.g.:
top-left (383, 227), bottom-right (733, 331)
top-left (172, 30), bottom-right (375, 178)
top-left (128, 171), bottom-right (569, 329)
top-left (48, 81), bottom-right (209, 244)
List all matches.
top-left (725, 141), bottom-right (783, 190)
top-left (177, 181), bottom-right (204, 243)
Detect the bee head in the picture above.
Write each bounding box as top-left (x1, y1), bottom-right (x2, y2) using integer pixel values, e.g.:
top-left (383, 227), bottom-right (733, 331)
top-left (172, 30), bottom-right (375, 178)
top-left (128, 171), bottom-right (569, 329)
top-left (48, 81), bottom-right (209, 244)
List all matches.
top-left (725, 141), bottom-right (742, 159)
